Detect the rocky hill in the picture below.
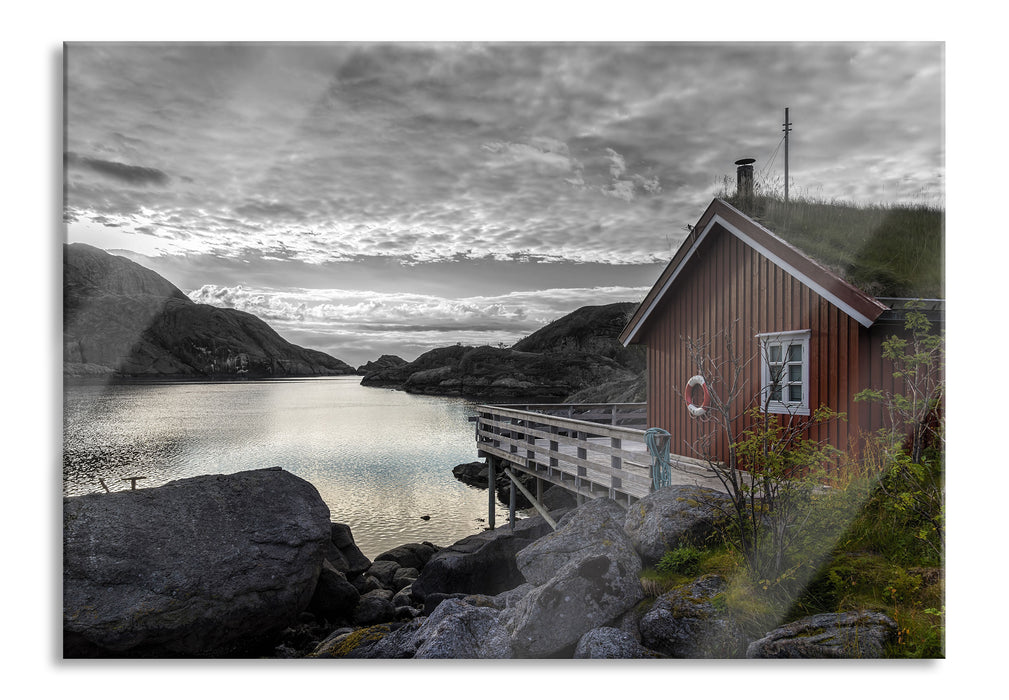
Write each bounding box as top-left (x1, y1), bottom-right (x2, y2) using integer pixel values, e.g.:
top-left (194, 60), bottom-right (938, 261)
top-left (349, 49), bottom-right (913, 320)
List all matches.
top-left (63, 243), bottom-right (356, 379)
top-left (355, 354), bottom-right (408, 375)
top-left (360, 303), bottom-right (645, 402)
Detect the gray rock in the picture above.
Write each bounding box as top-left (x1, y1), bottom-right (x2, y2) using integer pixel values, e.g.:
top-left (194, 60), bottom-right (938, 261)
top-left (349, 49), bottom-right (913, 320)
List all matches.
top-left (411, 514), bottom-right (555, 600)
top-left (395, 605), bottom-right (423, 620)
top-left (374, 542), bottom-right (441, 571)
top-left (319, 597), bottom-right (515, 659)
top-left (63, 468), bottom-right (332, 657)
top-left (746, 611), bottom-right (898, 658)
top-left (639, 574), bottom-right (748, 658)
top-left (540, 484), bottom-right (578, 512)
top-left (364, 618), bottom-right (428, 658)
top-left (327, 523), bottom-right (372, 577)
top-left (574, 627), bottom-right (664, 659)
top-left (353, 592), bottom-right (396, 626)
top-left (366, 560), bottom-right (400, 588)
top-left (452, 461), bottom-right (490, 487)
top-left (414, 599), bottom-right (514, 659)
top-left (391, 584), bottom-right (416, 608)
top-left (351, 574), bottom-right (384, 594)
top-left (422, 592), bottom-right (468, 615)
top-left (507, 498), bottom-right (644, 657)
top-left (361, 588), bottom-right (394, 603)
top-left (308, 623), bottom-right (403, 658)
top-left (392, 567), bottom-right (420, 591)
top-left (623, 485), bottom-right (732, 567)
top-left (489, 583), bottom-right (535, 610)
top-left (515, 497), bottom-right (631, 586)
top-left (307, 560), bottom-right (361, 622)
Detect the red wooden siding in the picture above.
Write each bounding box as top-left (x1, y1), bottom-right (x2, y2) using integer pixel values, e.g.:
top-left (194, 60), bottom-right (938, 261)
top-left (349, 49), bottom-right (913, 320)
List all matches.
top-left (639, 222), bottom-right (877, 464)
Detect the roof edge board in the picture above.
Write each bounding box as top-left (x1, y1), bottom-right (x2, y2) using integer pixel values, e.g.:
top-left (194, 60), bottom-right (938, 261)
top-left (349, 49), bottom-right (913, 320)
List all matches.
top-left (712, 214), bottom-right (879, 328)
top-left (620, 214), bottom-right (717, 346)
top-left (622, 200), bottom-right (887, 345)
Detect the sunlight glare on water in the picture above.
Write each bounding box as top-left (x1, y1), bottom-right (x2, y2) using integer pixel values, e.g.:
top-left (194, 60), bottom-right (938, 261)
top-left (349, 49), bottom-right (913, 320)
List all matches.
top-left (63, 376), bottom-right (511, 558)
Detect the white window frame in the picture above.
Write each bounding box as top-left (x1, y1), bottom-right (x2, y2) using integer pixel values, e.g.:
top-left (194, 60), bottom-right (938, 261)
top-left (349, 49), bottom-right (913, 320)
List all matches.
top-left (757, 330), bottom-right (811, 416)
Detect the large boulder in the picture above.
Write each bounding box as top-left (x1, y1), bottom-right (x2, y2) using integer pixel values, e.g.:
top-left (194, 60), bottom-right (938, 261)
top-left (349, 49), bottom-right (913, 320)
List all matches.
top-left (307, 623), bottom-right (403, 659)
top-left (506, 498), bottom-right (644, 657)
top-left (638, 574), bottom-right (748, 658)
top-left (410, 514), bottom-right (555, 601)
top-left (515, 497), bottom-right (634, 586)
top-left (574, 627), bottom-right (664, 659)
top-left (746, 611), bottom-right (898, 659)
top-left (309, 598), bottom-right (514, 659)
top-left (325, 523), bottom-right (372, 577)
top-left (412, 598), bottom-right (514, 659)
top-left (63, 468), bottom-right (332, 657)
top-left (373, 542), bottom-right (441, 571)
top-left (306, 560), bottom-right (361, 623)
top-left (623, 484), bottom-right (733, 567)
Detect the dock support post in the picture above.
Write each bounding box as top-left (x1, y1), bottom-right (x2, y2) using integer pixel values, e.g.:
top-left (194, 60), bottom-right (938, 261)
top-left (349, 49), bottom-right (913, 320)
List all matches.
top-left (488, 457), bottom-right (496, 530)
top-left (504, 468), bottom-right (557, 530)
top-left (509, 475), bottom-right (516, 530)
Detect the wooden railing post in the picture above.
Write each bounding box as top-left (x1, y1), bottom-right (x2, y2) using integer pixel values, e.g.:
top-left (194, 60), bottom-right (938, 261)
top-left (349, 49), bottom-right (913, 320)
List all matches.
top-left (610, 436), bottom-right (622, 499)
top-left (549, 425), bottom-right (559, 477)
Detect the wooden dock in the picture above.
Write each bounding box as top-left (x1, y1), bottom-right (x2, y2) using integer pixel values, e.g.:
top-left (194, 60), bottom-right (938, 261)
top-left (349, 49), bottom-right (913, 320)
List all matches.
top-left (473, 403), bottom-right (719, 526)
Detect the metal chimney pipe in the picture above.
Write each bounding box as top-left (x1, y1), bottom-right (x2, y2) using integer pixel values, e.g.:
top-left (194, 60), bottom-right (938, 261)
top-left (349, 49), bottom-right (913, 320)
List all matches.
top-left (735, 158), bottom-right (755, 203)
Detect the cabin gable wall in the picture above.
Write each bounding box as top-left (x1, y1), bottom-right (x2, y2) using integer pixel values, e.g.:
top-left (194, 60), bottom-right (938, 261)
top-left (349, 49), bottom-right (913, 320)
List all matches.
top-left (639, 224), bottom-right (869, 463)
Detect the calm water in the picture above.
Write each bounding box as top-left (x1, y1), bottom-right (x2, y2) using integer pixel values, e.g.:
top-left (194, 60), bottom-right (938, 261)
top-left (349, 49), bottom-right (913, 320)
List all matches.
top-left (63, 376), bottom-right (511, 559)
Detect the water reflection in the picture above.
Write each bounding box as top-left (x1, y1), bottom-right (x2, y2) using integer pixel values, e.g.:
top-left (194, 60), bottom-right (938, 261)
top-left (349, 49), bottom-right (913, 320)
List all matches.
top-left (63, 376), bottom-right (511, 558)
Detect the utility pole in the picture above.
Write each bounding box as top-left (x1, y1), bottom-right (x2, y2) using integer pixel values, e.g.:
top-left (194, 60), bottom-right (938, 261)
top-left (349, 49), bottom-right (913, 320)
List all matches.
top-left (782, 107), bottom-right (792, 203)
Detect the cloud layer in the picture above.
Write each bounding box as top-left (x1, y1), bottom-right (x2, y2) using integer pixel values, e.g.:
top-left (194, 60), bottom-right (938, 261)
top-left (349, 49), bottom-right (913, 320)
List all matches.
top-left (65, 43), bottom-right (944, 269)
top-left (187, 282), bottom-right (651, 365)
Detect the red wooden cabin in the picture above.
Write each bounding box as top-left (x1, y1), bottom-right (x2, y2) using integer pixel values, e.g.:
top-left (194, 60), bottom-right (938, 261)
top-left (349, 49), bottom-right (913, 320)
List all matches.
top-left (618, 196), bottom-right (943, 466)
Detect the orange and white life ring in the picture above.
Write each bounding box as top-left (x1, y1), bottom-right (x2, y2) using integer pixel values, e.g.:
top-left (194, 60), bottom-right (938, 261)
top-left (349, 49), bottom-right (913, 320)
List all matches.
top-left (684, 375), bottom-right (710, 417)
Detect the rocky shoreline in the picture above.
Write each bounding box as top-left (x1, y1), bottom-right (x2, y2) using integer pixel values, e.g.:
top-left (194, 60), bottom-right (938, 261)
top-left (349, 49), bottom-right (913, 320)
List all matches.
top-left (63, 467), bottom-right (898, 659)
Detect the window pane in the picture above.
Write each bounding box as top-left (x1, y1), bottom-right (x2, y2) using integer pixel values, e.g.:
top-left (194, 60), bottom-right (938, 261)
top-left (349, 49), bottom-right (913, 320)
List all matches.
top-left (789, 385), bottom-right (802, 402)
top-left (771, 386), bottom-right (782, 401)
top-left (787, 344), bottom-right (802, 362)
top-left (769, 345), bottom-right (781, 362)
top-left (788, 364), bottom-right (802, 382)
top-left (769, 364), bottom-right (782, 382)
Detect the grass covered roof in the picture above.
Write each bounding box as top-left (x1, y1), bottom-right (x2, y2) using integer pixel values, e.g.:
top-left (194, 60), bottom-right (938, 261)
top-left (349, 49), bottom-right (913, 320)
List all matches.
top-left (721, 193), bottom-right (944, 300)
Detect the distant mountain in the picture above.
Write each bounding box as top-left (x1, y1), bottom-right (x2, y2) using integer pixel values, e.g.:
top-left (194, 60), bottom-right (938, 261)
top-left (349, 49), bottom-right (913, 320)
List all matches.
top-left (63, 243), bottom-right (356, 379)
top-left (355, 354), bottom-right (408, 375)
top-left (360, 303), bottom-right (645, 402)
top-left (511, 303), bottom-right (645, 373)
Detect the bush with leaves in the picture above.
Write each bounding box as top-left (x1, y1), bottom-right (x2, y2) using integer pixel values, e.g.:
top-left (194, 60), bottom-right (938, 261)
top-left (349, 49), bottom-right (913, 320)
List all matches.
top-left (655, 546), bottom-right (703, 577)
top-left (855, 303), bottom-right (944, 560)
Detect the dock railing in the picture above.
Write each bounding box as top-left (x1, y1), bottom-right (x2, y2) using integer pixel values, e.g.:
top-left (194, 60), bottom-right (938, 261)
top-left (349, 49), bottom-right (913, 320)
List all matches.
top-left (474, 402), bottom-right (655, 506)
top-left (472, 402), bottom-right (733, 527)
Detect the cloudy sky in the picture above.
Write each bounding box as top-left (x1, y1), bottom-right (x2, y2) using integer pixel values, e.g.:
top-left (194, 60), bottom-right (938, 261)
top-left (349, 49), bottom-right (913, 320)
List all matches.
top-left (64, 42), bottom-right (944, 367)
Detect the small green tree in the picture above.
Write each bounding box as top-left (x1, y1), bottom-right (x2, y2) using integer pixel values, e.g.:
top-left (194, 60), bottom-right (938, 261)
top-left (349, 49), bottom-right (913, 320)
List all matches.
top-left (854, 302), bottom-right (944, 559)
top-left (680, 328), bottom-right (845, 585)
top-left (731, 404), bottom-right (842, 582)
top-left (854, 303), bottom-right (943, 463)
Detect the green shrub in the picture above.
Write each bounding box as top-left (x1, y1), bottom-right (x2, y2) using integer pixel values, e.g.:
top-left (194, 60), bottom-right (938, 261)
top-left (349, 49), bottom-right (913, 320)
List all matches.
top-left (655, 546), bottom-right (702, 576)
